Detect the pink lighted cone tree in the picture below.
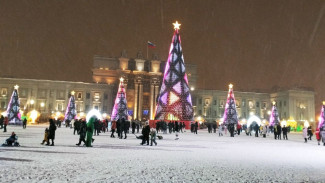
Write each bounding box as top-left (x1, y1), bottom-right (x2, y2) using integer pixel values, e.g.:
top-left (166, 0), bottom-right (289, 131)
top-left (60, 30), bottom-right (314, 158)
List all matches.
top-left (318, 101), bottom-right (325, 129)
top-left (6, 85), bottom-right (22, 125)
top-left (64, 91), bottom-right (77, 122)
top-left (269, 101), bottom-right (280, 126)
top-left (222, 84), bottom-right (238, 125)
top-left (154, 21), bottom-right (193, 121)
top-left (111, 78), bottom-right (128, 121)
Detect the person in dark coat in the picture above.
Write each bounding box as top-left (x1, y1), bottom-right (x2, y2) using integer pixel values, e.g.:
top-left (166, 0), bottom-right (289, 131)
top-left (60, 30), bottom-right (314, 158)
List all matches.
top-left (5, 132), bottom-right (17, 146)
top-left (136, 121), bottom-right (140, 133)
top-left (168, 122), bottom-right (173, 134)
top-left (47, 119), bottom-right (57, 146)
top-left (93, 119), bottom-right (99, 136)
top-left (141, 122), bottom-right (150, 145)
top-left (116, 119), bottom-right (121, 138)
top-left (0, 115), bottom-right (4, 129)
top-left (131, 121), bottom-right (136, 134)
top-left (111, 120), bottom-right (116, 138)
top-left (276, 124), bottom-right (282, 140)
top-left (3, 117), bottom-right (8, 132)
top-left (282, 125), bottom-right (288, 140)
top-left (254, 124), bottom-right (259, 137)
top-left (76, 121), bottom-right (87, 146)
top-left (23, 118), bottom-right (27, 129)
top-left (213, 122), bottom-right (217, 133)
top-left (229, 124), bottom-right (235, 137)
top-left (194, 121), bottom-right (198, 134)
top-left (74, 119), bottom-right (80, 135)
top-left (307, 126), bottom-right (313, 140)
top-left (123, 119), bottom-right (129, 139)
top-left (119, 118), bottom-right (125, 139)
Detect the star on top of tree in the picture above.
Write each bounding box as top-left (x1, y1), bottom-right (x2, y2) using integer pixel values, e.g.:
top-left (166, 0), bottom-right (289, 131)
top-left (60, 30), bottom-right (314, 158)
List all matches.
top-left (173, 21), bottom-right (181, 30)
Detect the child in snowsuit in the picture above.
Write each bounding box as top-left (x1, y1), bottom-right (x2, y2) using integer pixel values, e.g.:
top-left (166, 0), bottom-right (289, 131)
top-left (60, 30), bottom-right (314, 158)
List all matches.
top-left (150, 128), bottom-right (157, 146)
top-left (41, 128), bottom-right (49, 145)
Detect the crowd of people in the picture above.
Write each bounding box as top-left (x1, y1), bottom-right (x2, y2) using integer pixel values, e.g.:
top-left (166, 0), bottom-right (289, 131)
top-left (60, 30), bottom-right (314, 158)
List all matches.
top-left (2, 117), bottom-right (325, 147)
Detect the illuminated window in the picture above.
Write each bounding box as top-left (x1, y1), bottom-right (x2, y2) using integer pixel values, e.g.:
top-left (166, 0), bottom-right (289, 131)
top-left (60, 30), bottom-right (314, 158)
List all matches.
top-left (249, 101), bottom-right (254, 109)
top-left (77, 92), bottom-right (82, 99)
top-left (94, 92), bottom-right (100, 101)
top-left (1, 88), bottom-right (7, 96)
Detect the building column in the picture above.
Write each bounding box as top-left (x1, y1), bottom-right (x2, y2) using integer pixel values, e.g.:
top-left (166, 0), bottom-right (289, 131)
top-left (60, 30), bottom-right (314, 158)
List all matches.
top-left (138, 84), bottom-right (143, 120)
top-left (150, 84), bottom-right (154, 120)
top-left (154, 85), bottom-right (160, 117)
top-left (134, 83), bottom-right (138, 120)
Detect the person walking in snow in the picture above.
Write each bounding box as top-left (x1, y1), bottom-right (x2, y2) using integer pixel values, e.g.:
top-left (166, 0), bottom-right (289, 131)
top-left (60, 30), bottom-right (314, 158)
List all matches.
top-left (86, 117), bottom-right (95, 147)
top-left (307, 126), bottom-right (313, 140)
top-left (47, 119), bottom-right (57, 146)
top-left (282, 125), bottom-right (288, 140)
top-left (218, 124), bottom-right (223, 136)
top-left (315, 128), bottom-right (321, 145)
top-left (76, 121), bottom-right (87, 146)
top-left (194, 121), bottom-right (198, 134)
top-left (303, 127), bottom-right (308, 143)
top-left (111, 120), bottom-right (116, 138)
top-left (321, 127), bottom-right (325, 146)
top-left (150, 128), bottom-right (157, 146)
top-left (141, 122), bottom-right (150, 145)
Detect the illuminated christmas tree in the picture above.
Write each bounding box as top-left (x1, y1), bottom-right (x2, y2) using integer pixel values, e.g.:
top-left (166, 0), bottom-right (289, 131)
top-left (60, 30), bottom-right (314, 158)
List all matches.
top-left (64, 91), bottom-right (77, 122)
top-left (318, 101), bottom-right (325, 129)
top-left (222, 84), bottom-right (238, 125)
top-left (269, 101), bottom-right (280, 126)
top-left (111, 78), bottom-right (128, 121)
top-left (154, 21), bottom-right (193, 121)
top-left (6, 85), bottom-right (22, 124)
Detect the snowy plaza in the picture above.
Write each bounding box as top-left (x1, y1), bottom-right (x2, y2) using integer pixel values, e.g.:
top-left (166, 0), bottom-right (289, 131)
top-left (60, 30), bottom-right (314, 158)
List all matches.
top-left (0, 125), bottom-right (325, 183)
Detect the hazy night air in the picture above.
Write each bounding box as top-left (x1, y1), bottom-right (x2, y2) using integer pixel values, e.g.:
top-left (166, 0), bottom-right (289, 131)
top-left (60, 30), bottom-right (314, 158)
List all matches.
top-left (0, 0), bottom-right (325, 114)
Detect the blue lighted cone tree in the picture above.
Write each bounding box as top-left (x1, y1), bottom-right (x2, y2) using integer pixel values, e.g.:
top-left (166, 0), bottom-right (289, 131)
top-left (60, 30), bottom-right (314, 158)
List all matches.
top-left (269, 101), bottom-right (280, 126)
top-left (111, 78), bottom-right (128, 121)
top-left (64, 91), bottom-right (77, 122)
top-left (6, 85), bottom-right (22, 125)
top-left (154, 21), bottom-right (193, 121)
top-left (222, 84), bottom-right (239, 126)
top-left (318, 101), bottom-right (325, 129)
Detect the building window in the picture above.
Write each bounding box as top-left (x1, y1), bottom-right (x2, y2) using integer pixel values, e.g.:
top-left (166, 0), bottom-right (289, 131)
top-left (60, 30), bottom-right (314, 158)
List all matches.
top-left (256, 102), bottom-right (260, 108)
top-left (249, 101), bottom-right (254, 108)
top-left (242, 100), bottom-right (246, 107)
top-left (262, 102), bottom-right (267, 109)
top-left (94, 92), bottom-right (100, 101)
top-left (57, 103), bottom-right (63, 111)
top-left (104, 93), bottom-right (108, 100)
top-left (77, 92), bottom-right (82, 99)
top-left (213, 100), bottom-right (217, 105)
top-left (86, 93), bottom-right (90, 99)
top-left (58, 91), bottom-right (64, 99)
top-left (198, 110), bottom-right (202, 115)
top-left (1, 101), bottom-right (6, 109)
top-left (85, 105), bottom-right (90, 112)
top-left (220, 100), bottom-right (225, 108)
top-left (199, 98), bottom-right (202, 105)
top-left (50, 90), bottom-right (54, 98)
top-left (205, 99), bottom-right (210, 105)
top-left (1, 88), bottom-right (7, 96)
top-left (94, 105), bottom-right (99, 110)
top-left (20, 89), bottom-right (27, 97)
top-left (103, 106), bottom-right (107, 112)
top-left (214, 110), bottom-right (217, 117)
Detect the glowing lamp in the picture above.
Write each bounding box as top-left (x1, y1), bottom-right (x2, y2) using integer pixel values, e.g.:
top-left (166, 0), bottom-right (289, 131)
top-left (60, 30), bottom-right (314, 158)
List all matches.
top-left (173, 21), bottom-right (181, 30)
top-left (14, 85), bottom-right (19, 90)
top-left (323, 101), bottom-right (325, 105)
top-left (318, 116), bottom-right (322, 121)
top-left (190, 87), bottom-right (195, 91)
top-left (249, 111), bottom-right (254, 116)
top-left (79, 112), bottom-right (85, 117)
top-left (30, 100), bottom-right (35, 105)
top-left (304, 121), bottom-right (310, 127)
top-left (40, 102), bottom-right (45, 107)
top-left (1, 111), bottom-right (7, 117)
top-left (30, 110), bottom-right (38, 123)
top-left (71, 91), bottom-right (75, 95)
top-left (267, 111), bottom-right (271, 115)
top-left (102, 113), bottom-right (107, 118)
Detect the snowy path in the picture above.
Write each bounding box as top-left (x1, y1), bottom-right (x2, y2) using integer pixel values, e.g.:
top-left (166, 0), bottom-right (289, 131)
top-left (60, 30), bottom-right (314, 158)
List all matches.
top-left (0, 126), bottom-right (324, 183)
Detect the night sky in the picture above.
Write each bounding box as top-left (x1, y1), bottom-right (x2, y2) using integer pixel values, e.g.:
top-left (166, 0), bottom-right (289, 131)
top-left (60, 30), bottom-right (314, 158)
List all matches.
top-left (1, 0), bottom-right (325, 113)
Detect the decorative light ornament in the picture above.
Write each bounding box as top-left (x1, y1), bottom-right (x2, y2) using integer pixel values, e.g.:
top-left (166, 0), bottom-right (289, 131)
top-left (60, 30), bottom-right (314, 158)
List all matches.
top-left (173, 21), bottom-right (181, 30)
top-left (14, 85), bottom-right (19, 90)
top-left (272, 101), bottom-right (276, 105)
top-left (71, 91), bottom-right (75, 95)
top-left (120, 77), bottom-right (124, 82)
top-left (229, 83), bottom-right (233, 89)
top-left (323, 101), bottom-right (325, 105)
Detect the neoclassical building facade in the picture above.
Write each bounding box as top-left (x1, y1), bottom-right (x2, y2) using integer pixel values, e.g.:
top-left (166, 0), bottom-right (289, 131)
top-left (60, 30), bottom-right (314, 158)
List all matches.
top-left (0, 53), bottom-right (316, 125)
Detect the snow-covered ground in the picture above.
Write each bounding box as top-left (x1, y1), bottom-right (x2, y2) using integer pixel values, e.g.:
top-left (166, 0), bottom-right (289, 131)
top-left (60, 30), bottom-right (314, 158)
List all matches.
top-left (0, 125), bottom-right (325, 183)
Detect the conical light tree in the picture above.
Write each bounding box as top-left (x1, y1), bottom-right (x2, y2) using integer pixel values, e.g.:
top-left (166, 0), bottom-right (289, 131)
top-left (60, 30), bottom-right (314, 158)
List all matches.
top-left (111, 77), bottom-right (128, 121)
top-left (269, 101), bottom-right (280, 126)
top-left (154, 21), bottom-right (193, 121)
top-left (64, 91), bottom-right (77, 122)
top-left (6, 85), bottom-right (22, 124)
top-left (222, 84), bottom-right (238, 125)
top-left (318, 101), bottom-right (325, 129)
